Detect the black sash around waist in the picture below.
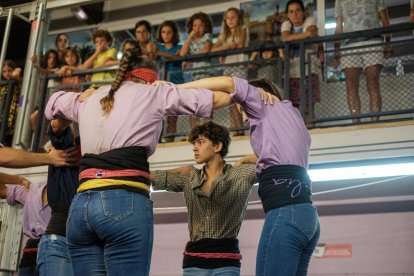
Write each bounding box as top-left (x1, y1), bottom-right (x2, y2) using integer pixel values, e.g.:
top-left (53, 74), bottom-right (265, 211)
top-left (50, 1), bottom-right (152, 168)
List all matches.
top-left (19, 238), bottom-right (40, 268)
top-left (79, 146), bottom-right (150, 196)
top-left (45, 203), bottom-right (70, 237)
top-left (258, 165), bottom-right (313, 213)
top-left (183, 238), bottom-right (241, 269)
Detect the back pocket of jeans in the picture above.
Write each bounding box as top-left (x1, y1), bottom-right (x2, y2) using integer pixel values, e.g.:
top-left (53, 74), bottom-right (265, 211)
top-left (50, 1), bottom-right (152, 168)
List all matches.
top-left (101, 190), bottom-right (133, 221)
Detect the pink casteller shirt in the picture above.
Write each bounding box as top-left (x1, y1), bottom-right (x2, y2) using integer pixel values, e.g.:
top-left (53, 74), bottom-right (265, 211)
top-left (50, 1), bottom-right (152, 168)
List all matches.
top-left (45, 81), bottom-right (213, 156)
top-left (230, 77), bottom-right (311, 174)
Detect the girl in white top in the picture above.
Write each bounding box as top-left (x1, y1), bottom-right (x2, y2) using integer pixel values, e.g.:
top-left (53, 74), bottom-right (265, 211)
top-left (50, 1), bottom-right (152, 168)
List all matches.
top-left (212, 7), bottom-right (248, 136)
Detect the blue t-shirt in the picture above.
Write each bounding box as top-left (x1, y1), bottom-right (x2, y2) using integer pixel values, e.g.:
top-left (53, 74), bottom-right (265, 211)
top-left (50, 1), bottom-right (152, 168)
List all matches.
top-left (157, 44), bottom-right (184, 84)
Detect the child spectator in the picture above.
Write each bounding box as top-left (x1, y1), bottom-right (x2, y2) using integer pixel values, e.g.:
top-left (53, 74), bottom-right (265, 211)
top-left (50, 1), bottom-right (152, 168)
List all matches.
top-left (156, 20), bottom-right (183, 84)
top-left (156, 20), bottom-right (184, 142)
top-left (75, 29), bottom-right (117, 88)
top-left (212, 7), bottom-right (248, 136)
top-left (55, 33), bottom-right (70, 64)
top-left (1, 60), bottom-right (22, 145)
top-left (56, 46), bottom-right (84, 92)
top-left (135, 20), bottom-right (157, 59)
top-left (180, 12), bottom-right (213, 128)
top-left (30, 49), bottom-right (61, 132)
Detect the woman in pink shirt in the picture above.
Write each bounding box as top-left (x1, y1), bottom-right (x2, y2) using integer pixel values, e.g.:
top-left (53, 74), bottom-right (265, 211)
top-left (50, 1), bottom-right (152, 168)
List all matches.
top-left (44, 48), bottom-right (226, 276)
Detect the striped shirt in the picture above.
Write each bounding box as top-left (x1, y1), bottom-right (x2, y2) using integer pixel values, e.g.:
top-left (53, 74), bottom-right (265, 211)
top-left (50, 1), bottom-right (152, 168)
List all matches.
top-left (153, 163), bottom-right (256, 241)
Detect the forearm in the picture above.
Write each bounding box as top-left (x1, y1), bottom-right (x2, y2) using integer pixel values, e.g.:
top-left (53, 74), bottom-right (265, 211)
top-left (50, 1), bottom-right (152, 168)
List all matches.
top-left (80, 51), bottom-right (99, 70)
top-left (211, 43), bottom-right (229, 52)
top-left (0, 173), bottom-right (25, 185)
top-left (151, 170), bottom-right (186, 192)
top-left (179, 40), bottom-right (191, 56)
top-left (157, 51), bottom-right (177, 59)
top-left (177, 76), bottom-right (235, 93)
top-left (0, 148), bottom-right (51, 168)
top-left (194, 41), bottom-right (212, 55)
top-left (282, 31), bottom-right (311, 41)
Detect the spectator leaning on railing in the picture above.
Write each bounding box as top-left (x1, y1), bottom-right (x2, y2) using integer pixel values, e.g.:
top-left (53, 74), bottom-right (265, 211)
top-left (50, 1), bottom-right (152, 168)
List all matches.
top-left (281, 0), bottom-right (321, 126)
top-left (1, 60), bottom-right (22, 146)
top-left (333, 0), bottom-right (391, 123)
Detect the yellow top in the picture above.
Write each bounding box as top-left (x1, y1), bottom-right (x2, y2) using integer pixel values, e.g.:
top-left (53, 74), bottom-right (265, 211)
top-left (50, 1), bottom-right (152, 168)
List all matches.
top-left (91, 47), bottom-right (117, 87)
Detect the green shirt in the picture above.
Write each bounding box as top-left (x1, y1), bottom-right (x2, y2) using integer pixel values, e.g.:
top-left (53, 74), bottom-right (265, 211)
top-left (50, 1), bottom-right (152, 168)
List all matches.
top-left (153, 163), bottom-right (256, 241)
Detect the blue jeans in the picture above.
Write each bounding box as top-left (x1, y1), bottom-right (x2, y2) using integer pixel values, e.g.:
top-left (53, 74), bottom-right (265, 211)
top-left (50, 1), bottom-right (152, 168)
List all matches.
top-left (37, 234), bottom-right (73, 276)
top-left (66, 189), bottom-right (153, 276)
top-left (183, 266), bottom-right (240, 276)
top-left (256, 203), bottom-right (320, 276)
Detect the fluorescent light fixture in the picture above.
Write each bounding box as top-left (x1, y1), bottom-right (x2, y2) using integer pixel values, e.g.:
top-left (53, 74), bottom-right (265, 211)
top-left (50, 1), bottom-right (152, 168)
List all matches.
top-left (325, 22), bottom-right (336, 29)
top-left (308, 163), bottom-right (414, 182)
top-left (72, 7), bottom-right (88, 21)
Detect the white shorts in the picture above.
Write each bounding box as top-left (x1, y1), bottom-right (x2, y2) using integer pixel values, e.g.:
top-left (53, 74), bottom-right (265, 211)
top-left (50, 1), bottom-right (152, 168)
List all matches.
top-left (341, 40), bottom-right (384, 69)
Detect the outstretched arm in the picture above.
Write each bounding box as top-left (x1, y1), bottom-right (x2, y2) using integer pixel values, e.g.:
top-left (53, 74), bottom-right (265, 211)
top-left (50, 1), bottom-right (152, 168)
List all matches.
top-left (0, 147), bottom-right (74, 168)
top-left (177, 76), bottom-right (235, 94)
top-left (150, 165), bottom-right (193, 192)
top-left (149, 165), bottom-right (193, 181)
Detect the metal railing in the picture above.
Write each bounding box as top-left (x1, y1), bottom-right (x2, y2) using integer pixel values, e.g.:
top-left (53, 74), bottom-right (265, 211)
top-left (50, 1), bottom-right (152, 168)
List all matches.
top-left (2, 23), bottom-right (413, 150)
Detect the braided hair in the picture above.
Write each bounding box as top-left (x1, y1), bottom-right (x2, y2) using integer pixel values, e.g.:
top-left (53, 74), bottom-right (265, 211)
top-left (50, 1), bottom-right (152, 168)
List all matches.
top-left (100, 48), bottom-right (158, 116)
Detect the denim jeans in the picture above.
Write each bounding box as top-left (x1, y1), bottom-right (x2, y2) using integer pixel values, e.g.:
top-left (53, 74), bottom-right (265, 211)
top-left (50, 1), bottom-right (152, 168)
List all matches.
top-left (183, 266), bottom-right (240, 276)
top-left (66, 189), bottom-right (153, 276)
top-left (37, 234), bottom-right (73, 276)
top-left (256, 203), bottom-right (320, 276)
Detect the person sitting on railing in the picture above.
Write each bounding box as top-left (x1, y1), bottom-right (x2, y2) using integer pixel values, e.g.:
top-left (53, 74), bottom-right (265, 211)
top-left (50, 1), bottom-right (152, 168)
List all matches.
top-left (281, 0), bottom-right (321, 126)
top-left (212, 7), bottom-right (249, 136)
top-left (333, 0), bottom-right (391, 123)
top-left (180, 12), bottom-right (214, 128)
top-left (74, 29), bottom-right (117, 88)
top-left (1, 60), bottom-right (22, 146)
